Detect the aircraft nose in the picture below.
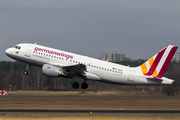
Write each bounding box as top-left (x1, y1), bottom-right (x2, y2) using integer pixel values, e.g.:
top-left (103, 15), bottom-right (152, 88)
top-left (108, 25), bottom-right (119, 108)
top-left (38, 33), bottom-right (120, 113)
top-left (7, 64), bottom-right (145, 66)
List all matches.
top-left (5, 48), bottom-right (10, 54)
top-left (5, 48), bottom-right (13, 56)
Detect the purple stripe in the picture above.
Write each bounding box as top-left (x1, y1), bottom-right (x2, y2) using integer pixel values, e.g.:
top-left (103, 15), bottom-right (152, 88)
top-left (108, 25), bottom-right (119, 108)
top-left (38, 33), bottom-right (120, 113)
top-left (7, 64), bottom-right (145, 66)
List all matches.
top-left (145, 46), bottom-right (167, 76)
top-left (156, 47), bottom-right (178, 78)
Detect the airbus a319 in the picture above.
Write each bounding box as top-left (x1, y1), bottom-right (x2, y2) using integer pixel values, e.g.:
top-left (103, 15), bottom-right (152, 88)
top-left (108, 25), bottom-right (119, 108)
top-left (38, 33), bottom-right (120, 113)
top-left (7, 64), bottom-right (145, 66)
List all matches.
top-left (5, 43), bottom-right (178, 89)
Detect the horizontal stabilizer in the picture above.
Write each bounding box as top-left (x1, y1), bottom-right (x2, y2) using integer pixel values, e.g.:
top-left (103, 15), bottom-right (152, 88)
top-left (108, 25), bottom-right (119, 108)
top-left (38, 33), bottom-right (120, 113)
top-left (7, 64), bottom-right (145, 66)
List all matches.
top-left (146, 77), bottom-right (163, 81)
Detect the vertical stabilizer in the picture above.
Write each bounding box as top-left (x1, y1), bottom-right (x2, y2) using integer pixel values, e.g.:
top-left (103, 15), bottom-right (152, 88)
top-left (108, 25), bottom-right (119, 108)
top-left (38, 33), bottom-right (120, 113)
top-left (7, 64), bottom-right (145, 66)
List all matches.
top-left (141, 45), bottom-right (178, 78)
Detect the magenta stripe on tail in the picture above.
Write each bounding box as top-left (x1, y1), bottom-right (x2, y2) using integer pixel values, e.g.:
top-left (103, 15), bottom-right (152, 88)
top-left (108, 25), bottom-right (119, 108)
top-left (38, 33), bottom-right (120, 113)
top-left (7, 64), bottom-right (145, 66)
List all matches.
top-left (144, 46), bottom-right (167, 76)
top-left (156, 46), bottom-right (178, 78)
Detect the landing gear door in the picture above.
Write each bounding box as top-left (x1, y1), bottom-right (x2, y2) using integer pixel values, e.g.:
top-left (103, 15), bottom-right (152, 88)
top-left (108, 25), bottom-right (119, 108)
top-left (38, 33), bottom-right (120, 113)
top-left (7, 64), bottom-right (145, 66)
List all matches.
top-left (25, 46), bottom-right (33, 57)
top-left (128, 70), bottom-right (136, 82)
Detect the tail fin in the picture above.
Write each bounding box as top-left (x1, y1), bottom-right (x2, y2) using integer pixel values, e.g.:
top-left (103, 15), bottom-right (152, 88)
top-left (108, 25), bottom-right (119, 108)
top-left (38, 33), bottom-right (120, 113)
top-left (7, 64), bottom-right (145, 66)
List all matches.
top-left (141, 45), bottom-right (178, 78)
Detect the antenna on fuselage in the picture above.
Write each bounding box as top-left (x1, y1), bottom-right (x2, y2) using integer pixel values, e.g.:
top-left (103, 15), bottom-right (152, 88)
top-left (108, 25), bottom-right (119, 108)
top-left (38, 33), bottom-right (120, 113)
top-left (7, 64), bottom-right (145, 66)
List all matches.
top-left (34, 42), bottom-right (37, 45)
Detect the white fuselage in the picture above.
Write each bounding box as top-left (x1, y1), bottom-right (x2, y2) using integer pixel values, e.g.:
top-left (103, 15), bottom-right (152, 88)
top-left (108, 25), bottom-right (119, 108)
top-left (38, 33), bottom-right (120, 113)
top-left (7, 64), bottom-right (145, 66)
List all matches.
top-left (5, 43), bottom-right (174, 85)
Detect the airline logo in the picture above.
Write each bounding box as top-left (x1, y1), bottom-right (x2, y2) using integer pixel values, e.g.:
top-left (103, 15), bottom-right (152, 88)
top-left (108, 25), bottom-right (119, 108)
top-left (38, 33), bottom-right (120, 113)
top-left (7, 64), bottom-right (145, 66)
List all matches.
top-left (141, 45), bottom-right (178, 78)
top-left (15, 51), bottom-right (19, 54)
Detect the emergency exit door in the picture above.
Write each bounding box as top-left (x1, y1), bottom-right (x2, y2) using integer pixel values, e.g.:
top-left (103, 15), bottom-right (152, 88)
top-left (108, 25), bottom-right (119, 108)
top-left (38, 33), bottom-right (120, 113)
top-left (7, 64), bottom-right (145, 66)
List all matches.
top-left (128, 70), bottom-right (136, 82)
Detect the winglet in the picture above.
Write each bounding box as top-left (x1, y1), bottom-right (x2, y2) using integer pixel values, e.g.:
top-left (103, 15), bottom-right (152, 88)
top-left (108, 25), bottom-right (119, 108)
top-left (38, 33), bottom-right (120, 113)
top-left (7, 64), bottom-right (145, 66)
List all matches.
top-left (141, 45), bottom-right (178, 78)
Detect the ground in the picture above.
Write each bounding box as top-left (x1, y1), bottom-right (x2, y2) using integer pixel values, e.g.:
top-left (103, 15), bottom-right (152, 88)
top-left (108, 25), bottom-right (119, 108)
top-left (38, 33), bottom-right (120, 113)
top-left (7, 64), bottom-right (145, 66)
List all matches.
top-left (0, 91), bottom-right (180, 110)
top-left (0, 90), bottom-right (180, 120)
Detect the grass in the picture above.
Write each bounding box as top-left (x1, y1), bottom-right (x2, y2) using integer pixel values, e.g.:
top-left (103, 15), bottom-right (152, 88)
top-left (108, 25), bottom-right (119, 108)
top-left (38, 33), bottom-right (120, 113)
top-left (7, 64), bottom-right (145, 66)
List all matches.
top-left (0, 114), bottom-right (180, 120)
top-left (0, 90), bottom-right (180, 110)
top-left (1, 91), bottom-right (180, 120)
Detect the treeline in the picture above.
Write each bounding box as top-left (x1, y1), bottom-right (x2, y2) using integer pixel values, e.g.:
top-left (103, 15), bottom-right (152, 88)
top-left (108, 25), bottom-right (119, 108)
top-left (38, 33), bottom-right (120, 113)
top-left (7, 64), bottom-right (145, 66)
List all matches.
top-left (0, 60), bottom-right (180, 95)
top-left (0, 61), bottom-right (77, 91)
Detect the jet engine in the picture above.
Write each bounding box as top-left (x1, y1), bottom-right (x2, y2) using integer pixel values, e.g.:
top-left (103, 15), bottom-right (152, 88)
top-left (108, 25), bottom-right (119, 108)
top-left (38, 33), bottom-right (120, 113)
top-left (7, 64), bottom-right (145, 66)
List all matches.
top-left (42, 64), bottom-right (67, 77)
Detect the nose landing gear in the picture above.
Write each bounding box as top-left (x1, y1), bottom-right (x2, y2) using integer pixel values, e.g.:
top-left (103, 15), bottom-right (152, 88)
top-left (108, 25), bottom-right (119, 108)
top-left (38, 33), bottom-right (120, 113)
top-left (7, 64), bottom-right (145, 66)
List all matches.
top-left (23, 64), bottom-right (31, 75)
top-left (23, 71), bottom-right (28, 75)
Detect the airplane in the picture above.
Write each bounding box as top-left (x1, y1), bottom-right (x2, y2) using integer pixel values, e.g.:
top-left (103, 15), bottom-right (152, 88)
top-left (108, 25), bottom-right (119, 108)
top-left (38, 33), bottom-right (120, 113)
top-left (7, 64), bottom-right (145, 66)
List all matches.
top-left (5, 43), bottom-right (178, 89)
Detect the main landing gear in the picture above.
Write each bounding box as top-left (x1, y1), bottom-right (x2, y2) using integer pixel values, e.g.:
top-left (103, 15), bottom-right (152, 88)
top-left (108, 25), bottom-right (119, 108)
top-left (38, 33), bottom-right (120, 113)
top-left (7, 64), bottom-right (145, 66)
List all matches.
top-left (23, 64), bottom-right (31, 75)
top-left (72, 82), bottom-right (88, 89)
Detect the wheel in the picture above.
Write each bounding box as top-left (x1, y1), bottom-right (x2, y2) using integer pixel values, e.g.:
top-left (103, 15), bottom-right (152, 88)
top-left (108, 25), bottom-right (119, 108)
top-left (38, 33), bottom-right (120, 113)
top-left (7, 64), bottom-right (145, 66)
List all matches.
top-left (23, 71), bottom-right (28, 75)
top-left (72, 82), bottom-right (79, 89)
top-left (81, 82), bottom-right (88, 89)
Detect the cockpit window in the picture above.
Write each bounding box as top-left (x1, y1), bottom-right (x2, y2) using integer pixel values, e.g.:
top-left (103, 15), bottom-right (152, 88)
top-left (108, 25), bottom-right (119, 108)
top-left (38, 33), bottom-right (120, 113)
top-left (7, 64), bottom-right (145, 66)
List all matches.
top-left (15, 46), bottom-right (21, 50)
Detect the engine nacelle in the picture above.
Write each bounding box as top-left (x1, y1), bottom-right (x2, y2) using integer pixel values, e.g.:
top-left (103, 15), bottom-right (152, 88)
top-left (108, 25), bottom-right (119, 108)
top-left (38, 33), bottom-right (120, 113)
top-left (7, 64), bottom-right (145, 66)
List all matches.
top-left (42, 64), bottom-right (67, 77)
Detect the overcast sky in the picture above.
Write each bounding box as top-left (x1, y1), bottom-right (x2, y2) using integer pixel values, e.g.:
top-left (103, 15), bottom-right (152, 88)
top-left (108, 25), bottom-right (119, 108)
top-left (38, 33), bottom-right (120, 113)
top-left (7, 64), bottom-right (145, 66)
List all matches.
top-left (1, 0), bottom-right (180, 61)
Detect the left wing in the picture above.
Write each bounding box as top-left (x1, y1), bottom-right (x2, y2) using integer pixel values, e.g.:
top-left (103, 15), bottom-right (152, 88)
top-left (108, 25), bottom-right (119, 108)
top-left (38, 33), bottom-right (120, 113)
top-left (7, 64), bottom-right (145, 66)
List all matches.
top-left (47, 62), bottom-right (87, 74)
top-left (44, 62), bottom-right (101, 80)
top-left (61, 64), bottom-right (87, 74)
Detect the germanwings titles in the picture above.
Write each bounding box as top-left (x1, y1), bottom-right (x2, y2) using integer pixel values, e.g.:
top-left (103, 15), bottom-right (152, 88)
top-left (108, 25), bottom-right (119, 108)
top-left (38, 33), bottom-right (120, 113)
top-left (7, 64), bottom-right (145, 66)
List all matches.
top-left (34, 47), bottom-right (73, 59)
top-left (5, 43), bottom-right (178, 89)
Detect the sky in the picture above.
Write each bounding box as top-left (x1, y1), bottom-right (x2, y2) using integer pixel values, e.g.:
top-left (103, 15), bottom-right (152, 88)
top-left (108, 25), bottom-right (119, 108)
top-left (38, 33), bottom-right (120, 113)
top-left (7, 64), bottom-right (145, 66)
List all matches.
top-left (1, 0), bottom-right (180, 61)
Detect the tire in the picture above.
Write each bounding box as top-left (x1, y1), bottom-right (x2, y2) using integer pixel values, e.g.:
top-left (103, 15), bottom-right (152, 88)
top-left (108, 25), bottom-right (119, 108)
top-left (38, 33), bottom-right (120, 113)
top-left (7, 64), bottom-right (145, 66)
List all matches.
top-left (81, 82), bottom-right (88, 89)
top-left (72, 82), bottom-right (79, 89)
top-left (23, 71), bottom-right (28, 75)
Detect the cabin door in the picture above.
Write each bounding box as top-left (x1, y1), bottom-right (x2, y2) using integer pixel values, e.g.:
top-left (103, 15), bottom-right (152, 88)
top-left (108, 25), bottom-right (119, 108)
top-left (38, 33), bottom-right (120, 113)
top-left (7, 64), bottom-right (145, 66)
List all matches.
top-left (25, 46), bottom-right (33, 57)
